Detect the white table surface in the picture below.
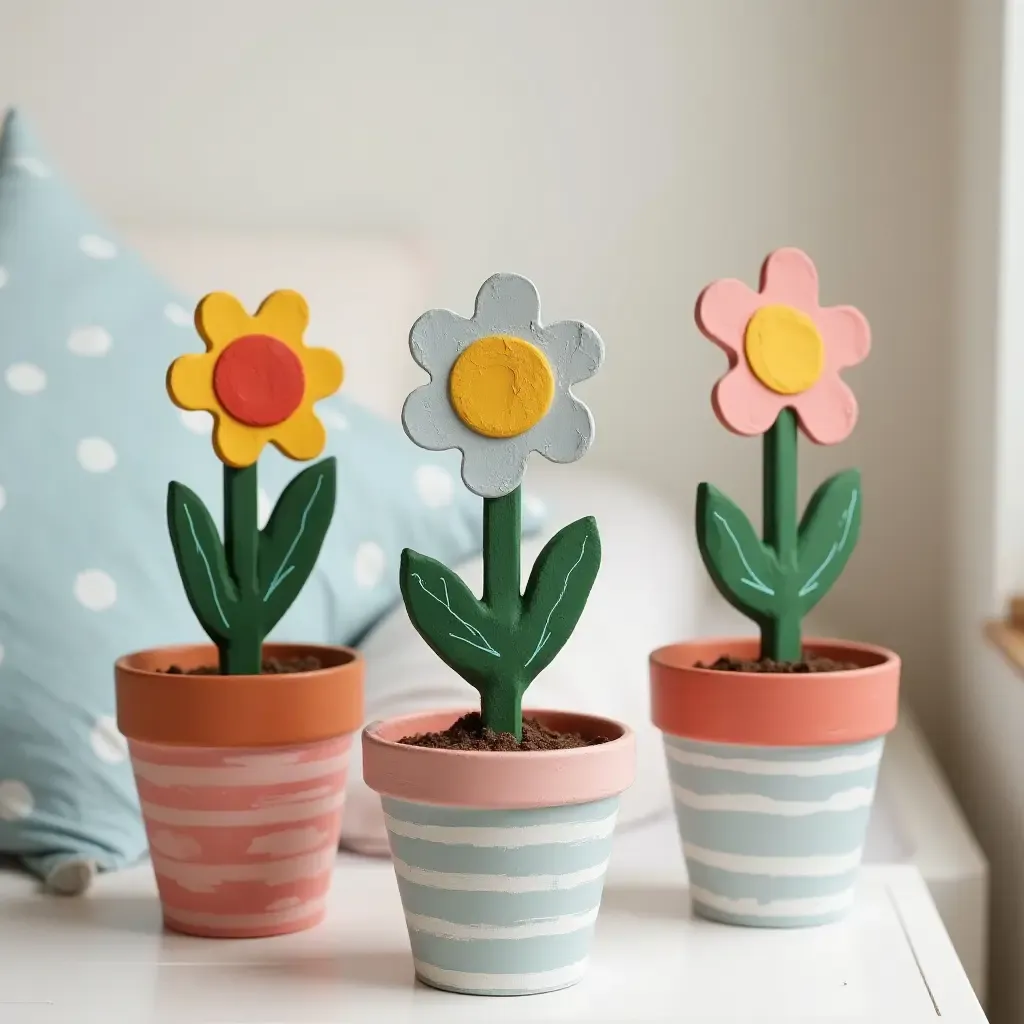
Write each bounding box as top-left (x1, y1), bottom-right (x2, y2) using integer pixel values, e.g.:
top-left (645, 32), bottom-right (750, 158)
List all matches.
top-left (0, 821), bottom-right (987, 1024)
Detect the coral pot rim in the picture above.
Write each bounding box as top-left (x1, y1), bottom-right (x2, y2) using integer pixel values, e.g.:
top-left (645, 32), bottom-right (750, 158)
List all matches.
top-left (115, 642), bottom-right (365, 748)
top-left (650, 636), bottom-right (900, 747)
top-left (362, 707), bottom-right (636, 809)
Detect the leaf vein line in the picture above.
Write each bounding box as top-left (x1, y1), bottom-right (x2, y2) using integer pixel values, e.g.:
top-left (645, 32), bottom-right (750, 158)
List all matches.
top-left (264, 474), bottom-right (324, 602)
top-left (798, 489), bottom-right (859, 598)
top-left (525, 536), bottom-right (588, 668)
top-left (182, 503), bottom-right (231, 630)
top-left (410, 572), bottom-right (500, 658)
top-left (712, 512), bottom-right (775, 596)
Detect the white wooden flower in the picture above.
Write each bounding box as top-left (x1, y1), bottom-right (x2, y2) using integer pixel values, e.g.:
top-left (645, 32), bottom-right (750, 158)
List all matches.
top-left (402, 274), bottom-right (604, 498)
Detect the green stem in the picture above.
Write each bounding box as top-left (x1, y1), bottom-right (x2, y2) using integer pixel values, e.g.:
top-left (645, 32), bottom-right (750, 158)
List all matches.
top-left (762, 408), bottom-right (802, 662)
top-left (221, 463), bottom-right (261, 675)
top-left (481, 486), bottom-right (523, 737)
top-left (482, 486), bottom-right (522, 623)
top-left (480, 681), bottom-right (524, 739)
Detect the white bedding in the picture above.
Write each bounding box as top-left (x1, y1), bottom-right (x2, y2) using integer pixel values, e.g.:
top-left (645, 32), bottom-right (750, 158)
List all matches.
top-left (342, 463), bottom-right (701, 854)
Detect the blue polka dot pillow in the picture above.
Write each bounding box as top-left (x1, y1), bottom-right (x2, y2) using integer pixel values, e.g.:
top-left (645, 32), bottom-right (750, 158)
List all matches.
top-left (0, 110), bottom-right (540, 889)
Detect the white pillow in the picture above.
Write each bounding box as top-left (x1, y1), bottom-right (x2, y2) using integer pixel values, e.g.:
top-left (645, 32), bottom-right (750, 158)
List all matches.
top-left (342, 466), bottom-right (700, 855)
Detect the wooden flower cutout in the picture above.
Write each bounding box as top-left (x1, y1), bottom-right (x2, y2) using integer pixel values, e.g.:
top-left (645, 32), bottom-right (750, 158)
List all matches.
top-left (695, 248), bottom-right (870, 444)
top-left (167, 290), bottom-right (344, 467)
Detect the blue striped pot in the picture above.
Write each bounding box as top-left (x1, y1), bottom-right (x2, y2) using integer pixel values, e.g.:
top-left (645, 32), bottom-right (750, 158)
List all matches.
top-left (363, 709), bottom-right (636, 995)
top-left (650, 637), bottom-right (900, 929)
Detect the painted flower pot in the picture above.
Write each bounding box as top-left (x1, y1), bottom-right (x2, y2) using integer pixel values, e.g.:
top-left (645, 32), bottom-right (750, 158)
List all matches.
top-left (115, 642), bottom-right (364, 938)
top-left (650, 637), bottom-right (899, 928)
top-left (362, 708), bottom-right (635, 996)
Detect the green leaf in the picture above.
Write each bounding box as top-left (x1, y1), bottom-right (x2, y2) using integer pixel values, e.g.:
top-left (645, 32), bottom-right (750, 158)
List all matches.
top-left (796, 469), bottom-right (862, 613)
top-left (518, 516), bottom-right (602, 682)
top-left (696, 482), bottom-right (781, 618)
top-left (167, 481), bottom-right (238, 642)
top-left (258, 458), bottom-right (337, 633)
top-left (400, 548), bottom-right (504, 689)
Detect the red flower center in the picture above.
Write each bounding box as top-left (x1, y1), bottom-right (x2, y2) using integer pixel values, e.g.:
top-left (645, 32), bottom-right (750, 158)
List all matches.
top-left (213, 335), bottom-right (305, 428)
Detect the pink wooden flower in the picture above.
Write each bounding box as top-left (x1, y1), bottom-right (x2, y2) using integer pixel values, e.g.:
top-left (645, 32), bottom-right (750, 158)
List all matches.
top-left (695, 248), bottom-right (871, 444)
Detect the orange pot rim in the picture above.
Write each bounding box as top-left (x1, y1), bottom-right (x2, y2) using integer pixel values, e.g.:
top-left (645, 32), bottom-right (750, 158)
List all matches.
top-left (362, 707), bottom-right (636, 809)
top-left (116, 642), bottom-right (365, 749)
top-left (649, 636), bottom-right (900, 747)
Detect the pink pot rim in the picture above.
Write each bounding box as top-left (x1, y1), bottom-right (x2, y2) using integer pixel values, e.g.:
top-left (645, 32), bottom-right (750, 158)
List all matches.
top-left (362, 707), bottom-right (636, 809)
top-left (650, 636), bottom-right (901, 747)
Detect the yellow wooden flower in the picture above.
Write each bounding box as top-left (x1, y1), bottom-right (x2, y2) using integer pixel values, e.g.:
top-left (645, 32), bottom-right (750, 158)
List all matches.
top-left (167, 290), bottom-right (344, 467)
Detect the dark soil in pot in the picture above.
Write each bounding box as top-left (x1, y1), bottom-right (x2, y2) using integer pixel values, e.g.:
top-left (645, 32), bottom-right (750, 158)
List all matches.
top-left (399, 712), bottom-right (610, 752)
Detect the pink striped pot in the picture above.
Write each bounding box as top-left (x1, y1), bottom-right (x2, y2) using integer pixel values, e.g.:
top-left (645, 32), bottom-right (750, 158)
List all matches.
top-left (115, 642), bottom-right (364, 939)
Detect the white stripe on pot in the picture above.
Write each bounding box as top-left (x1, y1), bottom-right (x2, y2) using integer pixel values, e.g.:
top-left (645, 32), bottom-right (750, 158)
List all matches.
top-left (392, 856), bottom-right (610, 893)
top-left (383, 813), bottom-right (618, 847)
top-left (129, 751), bottom-right (351, 787)
top-left (140, 790), bottom-right (345, 827)
top-left (664, 745), bottom-right (881, 776)
top-left (671, 785), bottom-right (875, 816)
top-left (689, 885), bottom-right (855, 918)
top-left (683, 842), bottom-right (863, 877)
top-left (413, 957), bottom-right (589, 992)
top-left (405, 905), bottom-right (600, 940)
top-left (152, 846), bottom-right (338, 893)
top-left (163, 897), bottom-right (327, 930)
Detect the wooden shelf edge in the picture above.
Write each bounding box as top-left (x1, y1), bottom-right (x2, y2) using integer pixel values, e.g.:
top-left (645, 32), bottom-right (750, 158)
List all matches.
top-left (983, 619), bottom-right (1024, 678)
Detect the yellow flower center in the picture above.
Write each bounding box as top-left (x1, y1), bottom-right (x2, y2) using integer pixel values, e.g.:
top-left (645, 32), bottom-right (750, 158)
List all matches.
top-left (744, 304), bottom-right (824, 395)
top-left (448, 335), bottom-right (555, 439)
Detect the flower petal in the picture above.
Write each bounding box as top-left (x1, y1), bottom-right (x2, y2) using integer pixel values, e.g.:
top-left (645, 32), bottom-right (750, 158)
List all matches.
top-left (213, 415), bottom-right (267, 467)
top-left (760, 248), bottom-right (820, 310)
top-left (473, 273), bottom-right (541, 334)
top-left (712, 364), bottom-right (786, 436)
top-left (815, 304), bottom-right (871, 370)
top-left (792, 375), bottom-right (859, 445)
top-left (167, 353), bottom-right (217, 411)
top-left (533, 395), bottom-right (595, 464)
top-left (695, 278), bottom-right (762, 354)
top-left (271, 409), bottom-right (328, 462)
top-left (254, 290), bottom-right (310, 347)
top-left (195, 292), bottom-right (252, 352)
top-left (409, 309), bottom-right (480, 375)
top-left (402, 383), bottom-right (464, 451)
top-left (302, 345), bottom-right (345, 401)
top-left (540, 320), bottom-right (605, 385)
top-left (460, 436), bottom-right (530, 499)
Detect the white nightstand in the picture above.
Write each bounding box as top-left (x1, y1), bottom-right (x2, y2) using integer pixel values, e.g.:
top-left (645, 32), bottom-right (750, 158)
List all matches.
top-left (0, 841), bottom-right (986, 1022)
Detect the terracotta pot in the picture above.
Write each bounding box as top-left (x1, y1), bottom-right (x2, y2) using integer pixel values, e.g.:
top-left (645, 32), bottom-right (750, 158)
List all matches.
top-left (362, 708), bottom-right (635, 996)
top-left (115, 642), bottom-right (364, 938)
top-left (649, 637), bottom-right (899, 929)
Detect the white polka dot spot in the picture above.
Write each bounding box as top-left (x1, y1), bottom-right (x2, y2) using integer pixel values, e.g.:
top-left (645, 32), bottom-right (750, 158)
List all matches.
top-left (415, 465), bottom-right (454, 508)
top-left (79, 234), bottom-right (117, 260)
top-left (11, 155), bottom-right (51, 178)
top-left (354, 541), bottom-right (385, 589)
top-left (5, 362), bottom-right (46, 395)
top-left (0, 780), bottom-right (33, 821)
top-left (74, 570), bottom-right (117, 611)
top-left (321, 408), bottom-right (349, 431)
top-left (77, 437), bottom-right (117, 473)
top-left (90, 715), bottom-right (128, 764)
top-left (0, 486), bottom-right (8, 512)
top-left (164, 302), bottom-right (191, 327)
top-left (258, 487), bottom-right (272, 529)
top-left (180, 409), bottom-right (213, 434)
top-left (525, 494), bottom-right (547, 519)
top-left (0, 266), bottom-right (8, 288)
top-left (67, 326), bottom-right (112, 357)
